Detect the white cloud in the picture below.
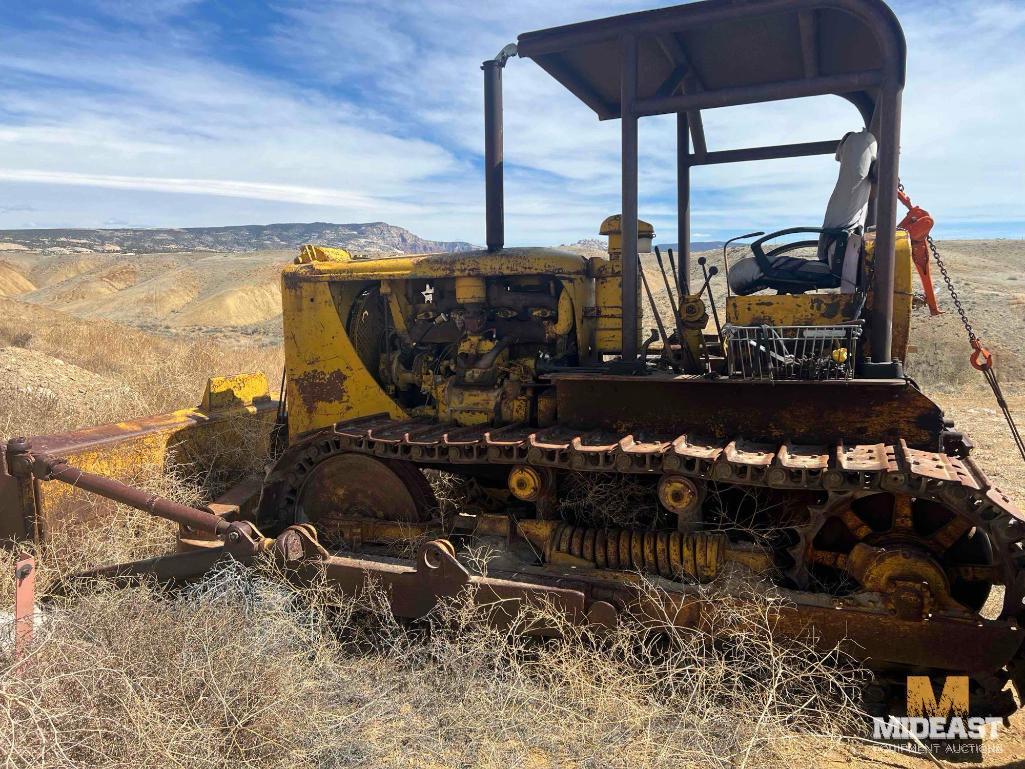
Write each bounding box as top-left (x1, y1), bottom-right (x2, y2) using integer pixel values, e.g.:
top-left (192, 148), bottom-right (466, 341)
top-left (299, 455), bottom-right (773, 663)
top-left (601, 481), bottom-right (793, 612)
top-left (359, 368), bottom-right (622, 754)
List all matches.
top-left (0, 169), bottom-right (410, 211)
top-left (0, 11), bottom-right (475, 238)
top-left (0, 0), bottom-right (1021, 243)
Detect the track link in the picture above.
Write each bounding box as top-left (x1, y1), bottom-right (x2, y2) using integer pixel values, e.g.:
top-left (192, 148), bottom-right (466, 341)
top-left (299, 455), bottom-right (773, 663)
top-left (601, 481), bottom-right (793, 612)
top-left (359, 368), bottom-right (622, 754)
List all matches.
top-left (299, 414), bottom-right (1020, 527)
top-left (262, 413), bottom-right (1025, 706)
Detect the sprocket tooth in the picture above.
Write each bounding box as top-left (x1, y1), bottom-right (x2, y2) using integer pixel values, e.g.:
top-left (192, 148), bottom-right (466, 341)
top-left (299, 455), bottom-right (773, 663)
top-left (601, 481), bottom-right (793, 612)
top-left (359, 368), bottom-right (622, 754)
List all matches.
top-left (777, 524), bottom-right (815, 588)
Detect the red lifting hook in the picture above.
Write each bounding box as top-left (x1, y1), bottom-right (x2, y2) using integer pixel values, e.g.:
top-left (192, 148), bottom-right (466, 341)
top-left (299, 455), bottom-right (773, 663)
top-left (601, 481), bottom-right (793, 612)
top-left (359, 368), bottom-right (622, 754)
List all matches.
top-left (970, 339), bottom-right (994, 372)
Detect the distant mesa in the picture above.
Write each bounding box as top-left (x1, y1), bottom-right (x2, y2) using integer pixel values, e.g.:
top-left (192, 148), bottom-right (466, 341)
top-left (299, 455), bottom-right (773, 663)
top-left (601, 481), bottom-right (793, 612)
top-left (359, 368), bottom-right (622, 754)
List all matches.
top-left (0, 222), bottom-right (478, 256)
top-left (559, 239), bottom-right (726, 257)
top-left (655, 241), bottom-right (725, 253)
top-left (558, 238), bottom-right (608, 257)
top-left (0, 222), bottom-right (731, 257)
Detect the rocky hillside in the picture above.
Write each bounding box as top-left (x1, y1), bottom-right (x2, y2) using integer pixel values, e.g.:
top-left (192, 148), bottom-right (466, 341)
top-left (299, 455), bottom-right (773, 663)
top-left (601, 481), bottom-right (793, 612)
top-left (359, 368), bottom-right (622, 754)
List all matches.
top-left (0, 222), bottom-right (476, 255)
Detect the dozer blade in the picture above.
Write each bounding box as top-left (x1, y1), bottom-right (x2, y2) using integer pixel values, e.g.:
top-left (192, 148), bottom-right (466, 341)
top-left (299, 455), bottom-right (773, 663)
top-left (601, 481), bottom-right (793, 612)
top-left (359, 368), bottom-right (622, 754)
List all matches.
top-left (1, 373), bottom-right (279, 544)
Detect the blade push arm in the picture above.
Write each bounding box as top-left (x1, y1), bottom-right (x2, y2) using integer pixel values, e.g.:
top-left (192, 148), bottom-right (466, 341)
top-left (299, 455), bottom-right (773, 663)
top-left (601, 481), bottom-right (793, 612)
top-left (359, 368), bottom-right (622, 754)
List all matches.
top-left (4, 440), bottom-right (268, 559)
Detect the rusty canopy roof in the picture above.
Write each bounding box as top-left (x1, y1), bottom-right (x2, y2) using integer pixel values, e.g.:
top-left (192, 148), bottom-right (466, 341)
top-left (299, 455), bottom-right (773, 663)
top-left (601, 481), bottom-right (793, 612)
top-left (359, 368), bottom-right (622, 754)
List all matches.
top-left (516, 0), bottom-right (906, 124)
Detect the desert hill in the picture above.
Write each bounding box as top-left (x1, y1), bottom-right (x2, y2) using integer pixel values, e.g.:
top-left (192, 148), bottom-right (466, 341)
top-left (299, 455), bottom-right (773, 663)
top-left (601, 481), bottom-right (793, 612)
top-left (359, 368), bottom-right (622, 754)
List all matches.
top-left (0, 261), bottom-right (35, 296)
top-left (0, 221), bottom-right (478, 343)
top-left (0, 229), bottom-right (1022, 388)
top-left (0, 221), bottom-right (476, 255)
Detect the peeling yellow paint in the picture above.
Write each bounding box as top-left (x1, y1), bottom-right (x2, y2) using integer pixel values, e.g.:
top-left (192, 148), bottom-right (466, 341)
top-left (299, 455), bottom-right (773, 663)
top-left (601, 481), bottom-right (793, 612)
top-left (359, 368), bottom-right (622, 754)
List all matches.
top-left (282, 275), bottom-right (404, 439)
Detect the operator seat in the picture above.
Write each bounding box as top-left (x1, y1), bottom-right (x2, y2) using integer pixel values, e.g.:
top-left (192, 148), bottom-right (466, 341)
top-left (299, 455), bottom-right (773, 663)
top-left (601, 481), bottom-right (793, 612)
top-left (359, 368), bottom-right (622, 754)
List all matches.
top-left (728, 129), bottom-right (878, 296)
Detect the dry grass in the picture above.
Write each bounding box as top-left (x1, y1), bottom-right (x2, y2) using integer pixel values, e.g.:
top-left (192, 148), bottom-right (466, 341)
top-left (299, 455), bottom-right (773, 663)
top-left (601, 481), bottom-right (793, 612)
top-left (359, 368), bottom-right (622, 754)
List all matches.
top-left (0, 296), bottom-right (278, 604)
top-left (423, 468), bottom-right (480, 522)
top-left (3, 272), bottom-right (1025, 767)
top-left (0, 296), bottom-right (282, 438)
top-left (0, 461), bottom-right (207, 610)
top-left (1, 559), bottom-right (867, 769)
top-left (558, 472), bottom-right (660, 528)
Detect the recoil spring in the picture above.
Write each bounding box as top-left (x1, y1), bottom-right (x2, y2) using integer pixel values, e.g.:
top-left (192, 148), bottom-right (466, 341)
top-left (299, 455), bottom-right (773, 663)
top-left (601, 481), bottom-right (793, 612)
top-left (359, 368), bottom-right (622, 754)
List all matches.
top-left (547, 523), bottom-right (726, 583)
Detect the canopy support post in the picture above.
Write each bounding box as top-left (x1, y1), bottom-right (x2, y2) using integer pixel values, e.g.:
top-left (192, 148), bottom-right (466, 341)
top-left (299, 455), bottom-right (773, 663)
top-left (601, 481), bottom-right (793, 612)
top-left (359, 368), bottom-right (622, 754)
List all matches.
top-left (621, 34), bottom-right (639, 362)
top-left (677, 111), bottom-right (691, 296)
top-left (483, 45), bottom-right (517, 252)
top-left (869, 81), bottom-right (902, 363)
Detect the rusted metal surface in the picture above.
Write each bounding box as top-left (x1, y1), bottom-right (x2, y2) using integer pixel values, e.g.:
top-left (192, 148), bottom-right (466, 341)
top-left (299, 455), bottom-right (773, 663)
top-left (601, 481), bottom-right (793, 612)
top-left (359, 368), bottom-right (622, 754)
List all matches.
top-left (620, 31), bottom-right (640, 361)
top-left (12, 410), bottom-right (1024, 689)
top-left (260, 411), bottom-right (1023, 591)
top-left (516, 0), bottom-right (904, 119)
top-left (551, 375), bottom-right (944, 448)
top-left (254, 406), bottom-right (1025, 685)
top-left (261, 408), bottom-right (959, 487)
top-left (0, 386), bottom-right (278, 543)
top-left (66, 547), bottom-right (230, 588)
top-left (286, 247), bottom-right (589, 282)
top-left (9, 448), bottom-right (230, 537)
top-left (258, 444), bottom-right (436, 546)
top-left (263, 376), bottom-right (936, 471)
top-left (483, 51), bottom-right (510, 252)
top-left (772, 602), bottom-right (1022, 674)
top-left (547, 524), bottom-right (726, 582)
top-left (797, 490), bottom-right (1012, 622)
top-left (303, 530), bottom-right (1021, 676)
top-left (70, 526), bottom-right (1023, 678)
top-left (8, 449), bottom-right (270, 567)
top-left (177, 475), bottom-right (263, 552)
top-left (0, 438), bottom-right (38, 541)
top-left (14, 553), bottom-right (35, 663)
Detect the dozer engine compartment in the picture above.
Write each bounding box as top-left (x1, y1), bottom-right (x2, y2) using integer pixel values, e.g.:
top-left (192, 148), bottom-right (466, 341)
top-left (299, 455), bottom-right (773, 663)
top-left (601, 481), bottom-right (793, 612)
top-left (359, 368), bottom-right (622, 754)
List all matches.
top-left (350, 273), bottom-right (574, 427)
top-left (280, 247), bottom-right (593, 437)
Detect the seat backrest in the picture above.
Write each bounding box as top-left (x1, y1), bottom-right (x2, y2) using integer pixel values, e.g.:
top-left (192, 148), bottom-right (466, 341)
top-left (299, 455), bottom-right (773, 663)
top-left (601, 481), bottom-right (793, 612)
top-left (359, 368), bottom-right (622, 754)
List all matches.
top-left (822, 129), bottom-right (878, 233)
top-left (817, 129), bottom-right (878, 267)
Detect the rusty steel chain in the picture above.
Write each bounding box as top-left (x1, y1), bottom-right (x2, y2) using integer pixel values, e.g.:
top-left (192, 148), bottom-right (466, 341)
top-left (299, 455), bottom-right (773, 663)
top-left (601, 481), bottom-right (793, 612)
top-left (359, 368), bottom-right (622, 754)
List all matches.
top-left (929, 239), bottom-right (1024, 461)
top-left (901, 178), bottom-right (1025, 462)
top-left (927, 234), bottom-right (975, 342)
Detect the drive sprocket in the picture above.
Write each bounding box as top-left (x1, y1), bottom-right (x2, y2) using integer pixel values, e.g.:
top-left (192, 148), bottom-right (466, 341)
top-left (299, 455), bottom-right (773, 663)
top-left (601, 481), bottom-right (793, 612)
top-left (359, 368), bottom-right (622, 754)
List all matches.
top-left (257, 435), bottom-right (437, 545)
top-left (791, 490), bottom-right (1008, 619)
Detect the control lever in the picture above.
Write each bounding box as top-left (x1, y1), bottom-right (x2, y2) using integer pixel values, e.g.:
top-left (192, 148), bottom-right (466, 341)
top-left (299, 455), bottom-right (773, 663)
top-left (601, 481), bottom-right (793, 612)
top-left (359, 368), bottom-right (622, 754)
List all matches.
top-left (638, 266), bottom-right (673, 360)
top-left (697, 257), bottom-right (723, 343)
top-left (653, 246), bottom-right (688, 361)
top-left (639, 328), bottom-right (659, 358)
top-left (653, 246), bottom-right (680, 318)
top-left (691, 261), bottom-right (720, 372)
top-left (695, 262), bottom-right (719, 297)
top-left (666, 247), bottom-right (680, 292)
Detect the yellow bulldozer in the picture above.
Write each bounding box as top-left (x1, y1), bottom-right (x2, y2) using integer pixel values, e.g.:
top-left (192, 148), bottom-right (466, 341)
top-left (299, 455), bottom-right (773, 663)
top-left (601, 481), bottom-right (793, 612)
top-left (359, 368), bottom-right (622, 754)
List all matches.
top-left (4, 0), bottom-right (1025, 718)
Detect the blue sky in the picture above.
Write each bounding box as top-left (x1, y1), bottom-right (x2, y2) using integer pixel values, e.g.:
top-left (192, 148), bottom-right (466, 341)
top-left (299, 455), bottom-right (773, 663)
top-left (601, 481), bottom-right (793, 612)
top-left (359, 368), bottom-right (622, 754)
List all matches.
top-left (0, 0), bottom-right (1023, 245)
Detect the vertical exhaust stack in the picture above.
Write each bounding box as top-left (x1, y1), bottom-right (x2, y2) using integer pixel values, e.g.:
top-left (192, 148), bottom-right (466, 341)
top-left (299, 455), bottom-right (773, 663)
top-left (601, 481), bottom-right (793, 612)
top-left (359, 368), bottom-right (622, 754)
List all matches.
top-left (483, 44), bottom-right (517, 253)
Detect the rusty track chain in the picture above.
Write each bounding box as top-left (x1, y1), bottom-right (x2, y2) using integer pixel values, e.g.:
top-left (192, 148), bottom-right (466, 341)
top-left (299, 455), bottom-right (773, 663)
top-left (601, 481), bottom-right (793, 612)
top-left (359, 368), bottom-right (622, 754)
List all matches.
top-left (264, 415), bottom-right (1025, 702)
top-left (271, 415), bottom-right (1024, 609)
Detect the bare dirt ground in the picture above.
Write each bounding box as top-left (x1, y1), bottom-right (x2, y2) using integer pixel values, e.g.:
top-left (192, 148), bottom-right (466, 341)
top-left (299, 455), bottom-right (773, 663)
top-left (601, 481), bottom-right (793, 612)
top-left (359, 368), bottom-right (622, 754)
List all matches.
top-left (1, 239), bottom-right (1023, 767)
